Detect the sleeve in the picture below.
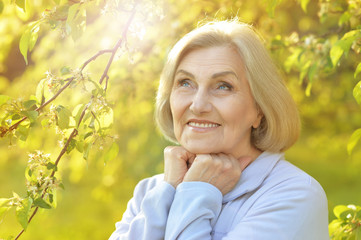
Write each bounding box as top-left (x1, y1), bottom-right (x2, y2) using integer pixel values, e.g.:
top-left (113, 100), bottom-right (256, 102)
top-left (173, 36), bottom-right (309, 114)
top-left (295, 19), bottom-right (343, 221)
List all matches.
top-left (164, 178), bottom-right (329, 240)
top-left (164, 182), bottom-right (223, 240)
top-left (223, 177), bottom-right (330, 240)
top-left (109, 177), bottom-right (176, 240)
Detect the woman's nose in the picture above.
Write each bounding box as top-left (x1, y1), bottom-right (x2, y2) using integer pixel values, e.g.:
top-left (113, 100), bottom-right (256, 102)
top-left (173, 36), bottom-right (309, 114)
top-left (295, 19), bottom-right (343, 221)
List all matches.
top-left (189, 89), bottom-right (212, 115)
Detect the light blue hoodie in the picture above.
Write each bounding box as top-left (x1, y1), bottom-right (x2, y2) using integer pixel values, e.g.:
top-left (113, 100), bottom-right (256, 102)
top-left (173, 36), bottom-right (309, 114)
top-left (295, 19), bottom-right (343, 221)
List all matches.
top-left (109, 152), bottom-right (329, 240)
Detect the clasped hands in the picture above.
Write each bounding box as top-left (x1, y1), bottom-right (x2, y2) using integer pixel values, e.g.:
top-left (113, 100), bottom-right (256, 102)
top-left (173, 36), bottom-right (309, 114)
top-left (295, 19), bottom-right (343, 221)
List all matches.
top-left (163, 146), bottom-right (253, 195)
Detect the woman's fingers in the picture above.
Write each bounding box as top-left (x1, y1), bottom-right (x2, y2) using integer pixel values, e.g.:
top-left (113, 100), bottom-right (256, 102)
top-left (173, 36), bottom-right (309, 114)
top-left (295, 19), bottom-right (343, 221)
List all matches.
top-left (163, 146), bottom-right (195, 188)
top-left (164, 147), bottom-right (254, 194)
top-left (183, 153), bottom-right (249, 195)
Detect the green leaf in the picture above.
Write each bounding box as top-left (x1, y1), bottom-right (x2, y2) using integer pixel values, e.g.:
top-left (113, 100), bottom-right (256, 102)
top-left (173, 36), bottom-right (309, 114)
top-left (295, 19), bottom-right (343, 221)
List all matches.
top-left (35, 79), bottom-right (45, 104)
top-left (56, 105), bottom-right (74, 129)
top-left (59, 183), bottom-right (65, 190)
top-left (299, 0), bottom-right (310, 12)
top-left (330, 30), bottom-right (361, 67)
top-left (19, 21), bottom-right (41, 65)
top-left (89, 79), bottom-right (104, 96)
top-left (333, 205), bottom-right (353, 220)
top-left (16, 197), bottom-right (33, 230)
top-left (328, 219), bottom-right (342, 236)
top-left (84, 131), bottom-right (92, 140)
top-left (16, 124), bottom-right (30, 141)
top-left (98, 108), bottom-right (114, 130)
top-left (33, 198), bottom-right (52, 209)
top-left (25, 166), bottom-right (34, 182)
top-left (28, 24), bottom-right (40, 52)
top-left (66, 138), bottom-right (77, 154)
top-left (0, 206), bottom-right (11, 219)
top-left (266, 0), bottom-right (282, 18)
top-left (19, 30), bottom-right (30, 65)
top-left (66, 3), bottom-right (79, 36)
top-left (69, 6), bottom-right (86, 41)
top-left (83, 141), bottom-right (92, 160)
top-left (104, 142), bottom-right (119, 164)
top-left (330, 44), bottom-right (344, 67)
top-left (13, 192), bottom-right (20, 199)
top-left (23, 100), bottom-right (37, 110)
top-left (11, 114), bottom-right (21, 120)
top-left (21, 110), bottom-right (38, 123)
top-left (75, 140), bottom-right (84, 153)
top-left (0, 95), bottom-right (11, 106)
top-left (355, 63), bottom-right (361, 79)
top-left (72, 104), bottom-right (86, 125)
top-left (0, 198), bottom-right (11, 207)
top-left (299, 60), bottom-right (311, 84)
top-left (284, 48), bottom-right (303, 73)
top-left (339, 11), bottom-right (351, 26)
top-left (0, 0), bottom-right (4, 14)
top-left (308, 63), bottom-right (317, 82)
top-left (305, 82), bottom-right (313, 97)
top-left (46, 162), bottom-right (57, 171)
top-left (15, 0), bottom-right (25, 12)
top-left (60, 66), bottom-right (71, 75)
top-left (49, 191), bottom-right (57, 208)
top-left (347, 128), bottom-right (361, 155)
top-left (353, 81), bottom-right (361, 105)
top-left (67, 3), bottom-right (79, 25)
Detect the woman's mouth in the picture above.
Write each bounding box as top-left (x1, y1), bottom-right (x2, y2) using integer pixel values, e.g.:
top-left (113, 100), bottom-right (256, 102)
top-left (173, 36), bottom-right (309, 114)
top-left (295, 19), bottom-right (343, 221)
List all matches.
top-left (187, 121), bottom-right (220, 128)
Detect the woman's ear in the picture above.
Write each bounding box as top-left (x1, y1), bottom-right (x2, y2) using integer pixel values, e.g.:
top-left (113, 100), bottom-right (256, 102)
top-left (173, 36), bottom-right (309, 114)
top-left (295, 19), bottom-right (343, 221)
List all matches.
top-left (252, 108), bottom-right (263, 129)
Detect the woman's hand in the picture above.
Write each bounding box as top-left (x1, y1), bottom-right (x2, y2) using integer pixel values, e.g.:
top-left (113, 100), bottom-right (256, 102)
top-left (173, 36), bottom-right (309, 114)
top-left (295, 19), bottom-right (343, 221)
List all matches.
top-left (163, 146), bottom-right (196, 188)
top-left (183, 154), bottom-right (253, 195)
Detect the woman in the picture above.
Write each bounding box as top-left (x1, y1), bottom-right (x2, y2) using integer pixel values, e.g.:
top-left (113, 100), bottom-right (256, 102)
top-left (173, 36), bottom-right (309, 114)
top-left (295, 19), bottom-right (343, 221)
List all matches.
top-left (109, 20), bottom-right (329, 239)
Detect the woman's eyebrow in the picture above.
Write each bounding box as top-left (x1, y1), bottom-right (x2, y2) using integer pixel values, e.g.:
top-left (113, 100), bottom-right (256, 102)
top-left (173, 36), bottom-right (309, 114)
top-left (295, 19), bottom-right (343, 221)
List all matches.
top-left (175, 70), bottom-right (238, 79)
top-left (175, 69), bottom-right (194, 78)
top-left (211, 71), bottom-right (238, 79)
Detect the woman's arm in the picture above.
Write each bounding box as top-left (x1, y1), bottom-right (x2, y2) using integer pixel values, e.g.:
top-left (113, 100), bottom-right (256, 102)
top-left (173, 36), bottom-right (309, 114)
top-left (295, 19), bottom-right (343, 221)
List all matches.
top-left (165, 153), bottom-right (252, 239)
top-left (109, 176), bottom-right (175, 240)
top-left (110, 146), bottom-right (193, 240)
top-left (165, 181), bottom-right (223, 239)
top-left (164, 174), bottom-right (329, 240)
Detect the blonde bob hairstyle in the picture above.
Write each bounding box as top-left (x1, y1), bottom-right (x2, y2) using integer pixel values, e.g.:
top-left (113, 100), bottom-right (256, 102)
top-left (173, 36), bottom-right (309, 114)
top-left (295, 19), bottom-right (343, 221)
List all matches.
top-left (155, 20), bottom-right (300, 153)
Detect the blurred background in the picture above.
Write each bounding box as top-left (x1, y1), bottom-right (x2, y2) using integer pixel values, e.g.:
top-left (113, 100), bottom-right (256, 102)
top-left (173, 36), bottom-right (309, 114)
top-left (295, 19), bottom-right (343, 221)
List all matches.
top-left (0, 0), bottom-right (360, 239)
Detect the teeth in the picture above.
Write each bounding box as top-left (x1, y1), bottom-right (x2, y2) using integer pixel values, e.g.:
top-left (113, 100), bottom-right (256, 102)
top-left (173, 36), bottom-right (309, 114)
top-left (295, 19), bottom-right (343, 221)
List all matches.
top-left (188, 122), bottom-right (219, 128)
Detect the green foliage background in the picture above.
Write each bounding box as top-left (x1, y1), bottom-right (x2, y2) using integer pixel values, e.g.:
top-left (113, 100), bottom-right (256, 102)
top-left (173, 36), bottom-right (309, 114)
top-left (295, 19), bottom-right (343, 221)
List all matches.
top-left (0, 0), bottom-right (360, 239)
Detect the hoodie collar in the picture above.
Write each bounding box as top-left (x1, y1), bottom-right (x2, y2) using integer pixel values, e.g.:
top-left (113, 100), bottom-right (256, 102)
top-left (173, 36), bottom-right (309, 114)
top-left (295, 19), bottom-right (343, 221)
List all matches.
top-left (222, 151), bottom-right (284, 203)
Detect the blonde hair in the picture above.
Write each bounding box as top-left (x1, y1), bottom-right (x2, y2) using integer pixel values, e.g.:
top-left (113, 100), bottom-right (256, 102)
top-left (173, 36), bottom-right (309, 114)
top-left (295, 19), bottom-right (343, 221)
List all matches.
top-left (155, 20), bottom-right (300, 153)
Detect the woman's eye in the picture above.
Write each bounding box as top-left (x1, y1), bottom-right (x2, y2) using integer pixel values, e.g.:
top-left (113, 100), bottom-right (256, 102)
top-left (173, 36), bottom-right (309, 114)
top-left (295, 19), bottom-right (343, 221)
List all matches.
top-left (218, 82), bottom-right (233, 91)
top-left (178, 79), bottom-right (191, 87)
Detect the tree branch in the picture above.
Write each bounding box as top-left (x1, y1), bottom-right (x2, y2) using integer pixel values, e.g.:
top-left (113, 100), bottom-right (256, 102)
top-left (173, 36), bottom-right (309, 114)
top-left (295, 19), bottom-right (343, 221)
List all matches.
top-left (99, 4), bottom-right (138, 84)
top-left (80, 49), bottom-right (113, 72)
top-left (13, 2), bottom-right (139, 238)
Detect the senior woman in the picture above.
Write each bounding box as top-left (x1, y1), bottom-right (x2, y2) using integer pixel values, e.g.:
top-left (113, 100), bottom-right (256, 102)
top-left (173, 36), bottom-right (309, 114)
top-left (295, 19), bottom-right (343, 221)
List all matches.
top-left (109, 20), bottom-right (329, 239)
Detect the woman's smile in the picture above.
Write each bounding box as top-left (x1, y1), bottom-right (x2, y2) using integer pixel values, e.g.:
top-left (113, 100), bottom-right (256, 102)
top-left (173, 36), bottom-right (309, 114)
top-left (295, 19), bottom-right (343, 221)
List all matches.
top-left (187, 119), bottom-right (221, 132)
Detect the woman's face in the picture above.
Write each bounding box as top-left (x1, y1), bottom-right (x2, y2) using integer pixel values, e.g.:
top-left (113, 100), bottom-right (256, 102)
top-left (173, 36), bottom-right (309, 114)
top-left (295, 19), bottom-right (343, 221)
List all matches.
top-left (170, 45), bottom-right (262, 157)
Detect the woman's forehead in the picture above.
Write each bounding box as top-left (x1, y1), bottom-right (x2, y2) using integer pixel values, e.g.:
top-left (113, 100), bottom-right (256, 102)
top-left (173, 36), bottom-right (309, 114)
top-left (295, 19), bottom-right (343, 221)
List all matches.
top-left (176, 46), bottom-right (246, 77)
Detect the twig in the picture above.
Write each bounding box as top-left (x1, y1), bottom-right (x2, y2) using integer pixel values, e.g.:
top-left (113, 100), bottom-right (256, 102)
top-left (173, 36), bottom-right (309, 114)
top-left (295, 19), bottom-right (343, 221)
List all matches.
top-left (80, 49), bottom-right (113, 71)
top-left (99, 4), bottom-right (138, 84)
